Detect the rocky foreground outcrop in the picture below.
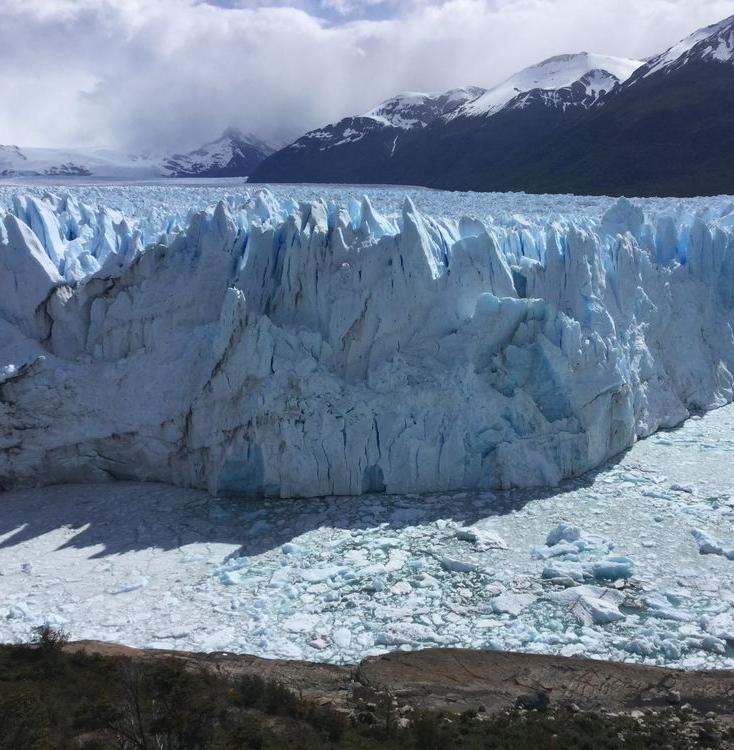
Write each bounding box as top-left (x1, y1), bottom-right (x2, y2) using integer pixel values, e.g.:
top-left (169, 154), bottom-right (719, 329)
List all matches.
top-left (66, 641), bottom-right (734, 720)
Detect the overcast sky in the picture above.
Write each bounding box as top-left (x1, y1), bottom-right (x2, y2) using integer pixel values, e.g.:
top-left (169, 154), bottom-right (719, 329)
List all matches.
top-left (2, 0), bottom-right (732, 151)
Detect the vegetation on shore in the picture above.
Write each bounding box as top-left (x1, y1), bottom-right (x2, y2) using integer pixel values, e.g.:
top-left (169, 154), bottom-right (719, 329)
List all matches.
top-left (0, 627), bottom-right (730, 749)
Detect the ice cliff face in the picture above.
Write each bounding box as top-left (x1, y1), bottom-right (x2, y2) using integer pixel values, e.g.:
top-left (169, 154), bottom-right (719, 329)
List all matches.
top-left (1, 191), bottom-right (734, 497)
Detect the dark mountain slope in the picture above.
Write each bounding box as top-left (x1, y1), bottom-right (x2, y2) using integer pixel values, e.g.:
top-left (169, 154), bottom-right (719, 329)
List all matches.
top-left (497, 61), bottom-right (734, 197)
top-left (253, 16), bottom-right (734, 196)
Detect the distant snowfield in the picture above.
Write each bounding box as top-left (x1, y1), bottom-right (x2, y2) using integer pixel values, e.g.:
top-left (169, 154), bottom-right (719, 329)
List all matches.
top-left (1, 404), bottom-right (732, 668)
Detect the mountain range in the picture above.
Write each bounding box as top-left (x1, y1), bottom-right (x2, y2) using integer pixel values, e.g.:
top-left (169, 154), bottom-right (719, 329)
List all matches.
top-left (2, 14), bottom-right (732, 195)
top-left (0, 128), bottom-right (273, 180)
top-left (251, 15), bottom-right (734, 197)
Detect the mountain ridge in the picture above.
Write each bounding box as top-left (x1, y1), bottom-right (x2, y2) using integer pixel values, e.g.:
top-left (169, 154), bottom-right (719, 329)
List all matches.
top-left (252, 15), bottom-right (734, 197)
top-left (0, 129), bottom-right (274, 180)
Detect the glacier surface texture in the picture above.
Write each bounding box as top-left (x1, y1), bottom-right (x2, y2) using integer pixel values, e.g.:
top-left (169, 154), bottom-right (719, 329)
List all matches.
top-left (1, 185), bottom-right (734, 497)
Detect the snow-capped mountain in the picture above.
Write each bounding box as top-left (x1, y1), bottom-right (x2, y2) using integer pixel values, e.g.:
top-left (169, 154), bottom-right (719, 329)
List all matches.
top-left (281, 87), bottom-right (485, 160)
top-left (251, 52), bottom-right (642, 184)
top-left (253, 13), bottom-right (734, 196)
top-left (0, 145), bottom-right (164, 179)
top-left (634, 13), bottom-right (734, 79)
top-left (452, 52), bottom-right (640, 118)
top-left (161, 128), bottom-right (274, 178)
top-left (0, 129), bottom-right (274, 180)
top-left (365, 87), bottom-right (487, 128)
top-left (500, 69), bottom-right (623, 114)
top-left (504, 13), bottom-right (734, 196)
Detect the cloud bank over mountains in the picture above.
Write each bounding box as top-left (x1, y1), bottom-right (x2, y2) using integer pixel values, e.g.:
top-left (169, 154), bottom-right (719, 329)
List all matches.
top-left (2, 0), bottom-right (732, 150)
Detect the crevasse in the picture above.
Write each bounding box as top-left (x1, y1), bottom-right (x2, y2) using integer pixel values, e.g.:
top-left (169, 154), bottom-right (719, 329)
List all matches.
top-left (1, 190), bottom-right (733, 497)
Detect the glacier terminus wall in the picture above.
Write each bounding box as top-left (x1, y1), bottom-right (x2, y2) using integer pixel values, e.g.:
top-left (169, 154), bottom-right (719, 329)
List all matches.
top-left (1, 188), bottom-right (733, 498)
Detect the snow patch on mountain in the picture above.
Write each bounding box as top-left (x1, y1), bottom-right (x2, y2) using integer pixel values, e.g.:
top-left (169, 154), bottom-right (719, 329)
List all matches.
top-left (363, 87), bottom-right (486, 129)
top-left (641, 14), bottom-right (734, 78)
top-left (506, 69), bottom-right (622, 112)
top-left (282, 88), bottom-right (487, 154)
top-left (453, 53), bottom-right (643, 118)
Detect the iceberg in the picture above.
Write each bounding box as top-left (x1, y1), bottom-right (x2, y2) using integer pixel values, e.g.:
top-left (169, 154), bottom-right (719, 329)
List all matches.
top-left (547, 585), bottom-right (626, 626)
top-left (1, 188), bottom-right (734, 498)
top-left (691, 529), bottom-right (734, 560)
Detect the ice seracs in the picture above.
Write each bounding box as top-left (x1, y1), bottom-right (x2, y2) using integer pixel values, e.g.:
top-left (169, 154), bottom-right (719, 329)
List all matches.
top-left (1, 188), bottom-right (734, 498)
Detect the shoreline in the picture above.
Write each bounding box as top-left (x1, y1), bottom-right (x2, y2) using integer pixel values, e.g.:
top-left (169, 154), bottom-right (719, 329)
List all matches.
top-left (61, 641), bottom-right (734, 717)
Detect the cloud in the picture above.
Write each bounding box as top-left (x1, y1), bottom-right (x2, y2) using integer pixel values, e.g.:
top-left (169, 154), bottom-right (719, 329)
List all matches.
top-left (1, 0), bottom-right (732, 150)
top-left (318, 0), bottom-right (398, 16)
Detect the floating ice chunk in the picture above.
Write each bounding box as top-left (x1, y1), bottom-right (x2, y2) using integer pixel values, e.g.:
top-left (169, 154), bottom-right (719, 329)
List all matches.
top-left (281, 542), bottom-right (306, 556)
top-left (299, 566), bottom-right (348, 583)
top-left (624, 634), bottom-right (663, 658)
top-left (533, 524), bottom-right (613, 560)
top-left (542, 554), bottom-right (633, 585)
top-left (691, 529), bottom-right (734, 560)
top-left (109, 576), bottom-right (149, 594)
top-left (645, 593), bottom-right (694, 622)
top-left (333, 627), bottom-right (352, 649)
top-left (703, 612), bottom-right (734, 642)
top-left (542, 562), bottom-right (585, 586)
top-left (375, 621), bottom-right (449, 647)
top-left (5, 604), bottom-right (31, 621)
top-left (700, 635), bottom-right (727, 654)
top-left (590, 556), bottom-right (634, 581)
top-left (546, 522), bottom-right (582, 546)
top-left (283, 613), bottom-right (321, 633)
top-left (491, 591), bottom-right (535, 617)
top-left (220, 571), bottom-right (242, 586)
top-left (440, 556), bottom-right (480, 574)
top-left (198, 628), bottom-right (235, 652)
top-left (455, 526), bottom-right (508, 550)
top-left (532, 541), bottom-right (582, 560)
top-left (547, 585), bottom-right (625, 626)
top-left (416, 573), bottom-right (441, 588)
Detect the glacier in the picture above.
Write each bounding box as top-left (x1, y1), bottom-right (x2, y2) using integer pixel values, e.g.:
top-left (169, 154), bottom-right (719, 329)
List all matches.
top-left (1, 185), bottom-right (734, 498)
